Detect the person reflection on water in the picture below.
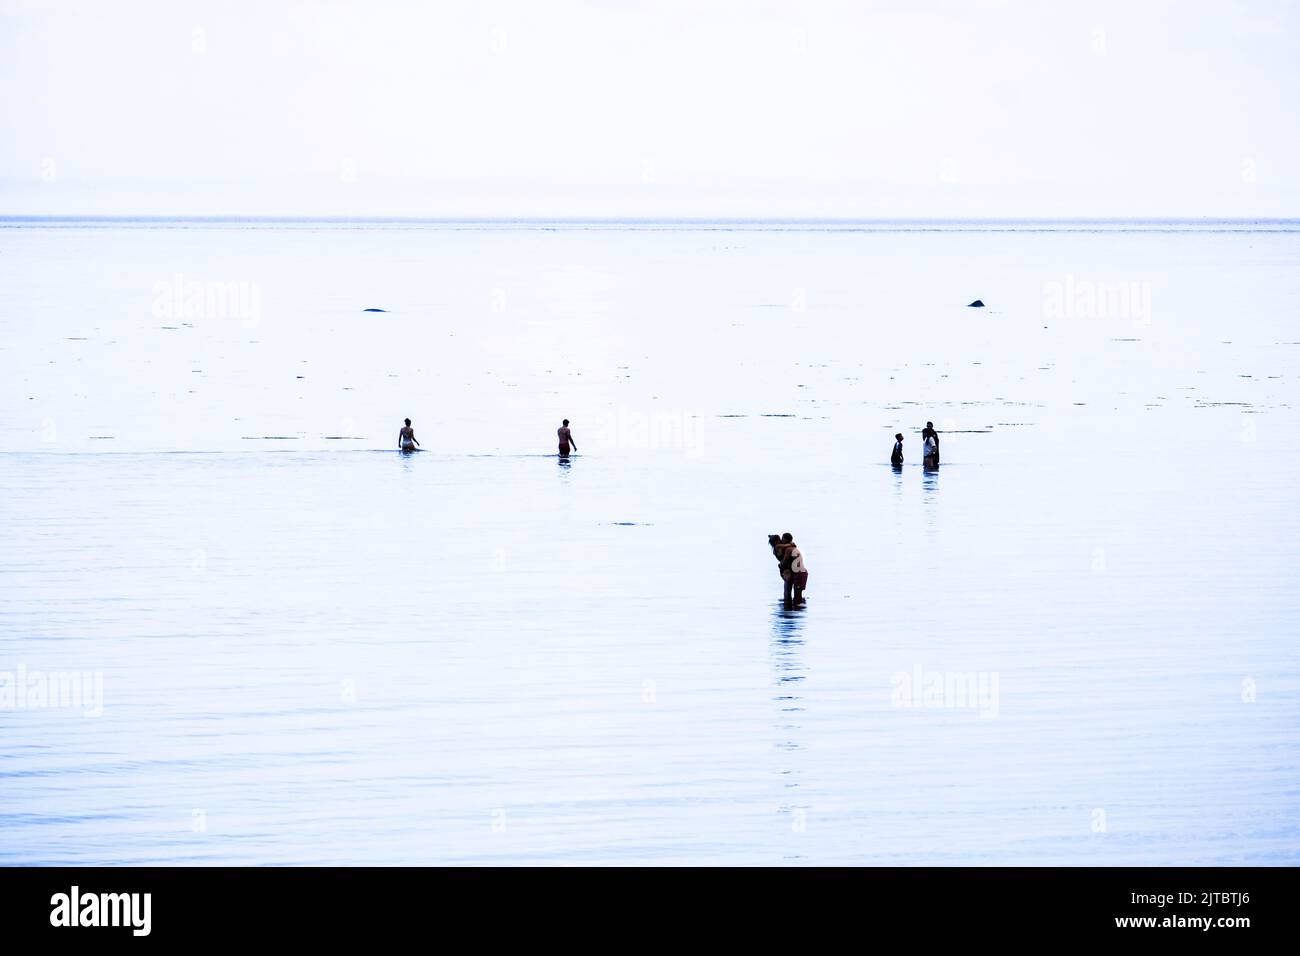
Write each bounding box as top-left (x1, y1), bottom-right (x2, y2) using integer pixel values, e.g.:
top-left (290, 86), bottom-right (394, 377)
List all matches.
top-left (398, 418), bottom-right (419, 452)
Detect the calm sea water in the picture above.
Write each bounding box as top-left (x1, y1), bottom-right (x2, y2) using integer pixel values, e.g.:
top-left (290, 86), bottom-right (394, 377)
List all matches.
top-left (1, 220), bottom-right (1298, 865)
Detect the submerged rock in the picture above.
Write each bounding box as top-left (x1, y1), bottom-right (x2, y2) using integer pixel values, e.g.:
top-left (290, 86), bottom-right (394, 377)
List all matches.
top-left (968, 299), bottom-right (985, 308)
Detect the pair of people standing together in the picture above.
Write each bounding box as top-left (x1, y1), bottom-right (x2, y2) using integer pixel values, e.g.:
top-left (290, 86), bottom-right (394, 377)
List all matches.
top-left (769, 532), bottom-right (809, 608)
top-left (891, 421), bottom-right (940, 468)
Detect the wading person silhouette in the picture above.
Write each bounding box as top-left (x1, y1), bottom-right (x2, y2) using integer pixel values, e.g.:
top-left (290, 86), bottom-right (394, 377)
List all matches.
top-left (557, 419), bottom-right (577, 457)
top-left (398, 418), bottom-right (419, 452)
top-left (773, 532), bottom-right (808, 608)
top-left (921, 421), bottom-right (940, 467)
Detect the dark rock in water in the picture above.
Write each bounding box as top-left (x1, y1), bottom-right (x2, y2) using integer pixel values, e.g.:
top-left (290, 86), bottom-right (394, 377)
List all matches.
top-left (967, 299), bottom-right (985, 308)
top-left (363, 308), bottom-right (387, 313)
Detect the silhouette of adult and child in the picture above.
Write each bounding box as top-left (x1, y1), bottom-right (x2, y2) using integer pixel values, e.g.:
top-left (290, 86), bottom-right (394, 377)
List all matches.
top-left (891, 421), bottom-right (941, 469)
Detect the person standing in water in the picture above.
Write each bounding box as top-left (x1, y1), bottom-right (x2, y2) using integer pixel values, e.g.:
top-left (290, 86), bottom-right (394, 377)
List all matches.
top-left (923, 434), bottom-right (938, 469)
top-left (921, 421), bottom-right (940, 466)
top-left (398, 418), bottom-right (419, 452)
top-left (774, 535), bottom-right (795, 607)
top-left (557, 419), bottom-right (577, 457)
top-left (769, 534), bottom-right (790, 592)
top-left (779, 532), bottom-right (808, 607)
top-left (891, 432), bottom-right (905, 466)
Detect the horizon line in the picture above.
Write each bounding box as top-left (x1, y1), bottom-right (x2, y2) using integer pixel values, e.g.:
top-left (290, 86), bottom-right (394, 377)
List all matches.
top-left (3, 215), bottom-right (1300, 233)
top-left (3, 214), bottom-right (1300, 223)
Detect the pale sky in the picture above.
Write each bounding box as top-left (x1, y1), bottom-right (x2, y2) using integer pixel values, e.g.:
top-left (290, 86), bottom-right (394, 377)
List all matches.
top-left (2, 0), bottom-right (1297, 218)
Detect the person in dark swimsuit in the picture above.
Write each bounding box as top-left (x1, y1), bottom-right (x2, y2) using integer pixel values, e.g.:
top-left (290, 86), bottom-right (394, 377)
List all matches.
top-left (557, 419), bottom-right (577, 457)
top-left (891, 433), bottom-right (904, 466)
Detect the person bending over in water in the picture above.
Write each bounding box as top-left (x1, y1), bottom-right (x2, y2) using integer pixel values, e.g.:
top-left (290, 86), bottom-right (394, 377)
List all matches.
top-left (769, 530), bottom-right (790, 598)
top-left (891, 433), bottom-right (904, 466)
top-left (398, 418), bottom-right (419, 452)
top-left (773, 534), bottom-right (795, 607)
top-left (768, 534), bottom-right (789, 584)
top-left (768, 533), bottom-right (785, 565)
top-left (557, 419), bottom-right (577, 457)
